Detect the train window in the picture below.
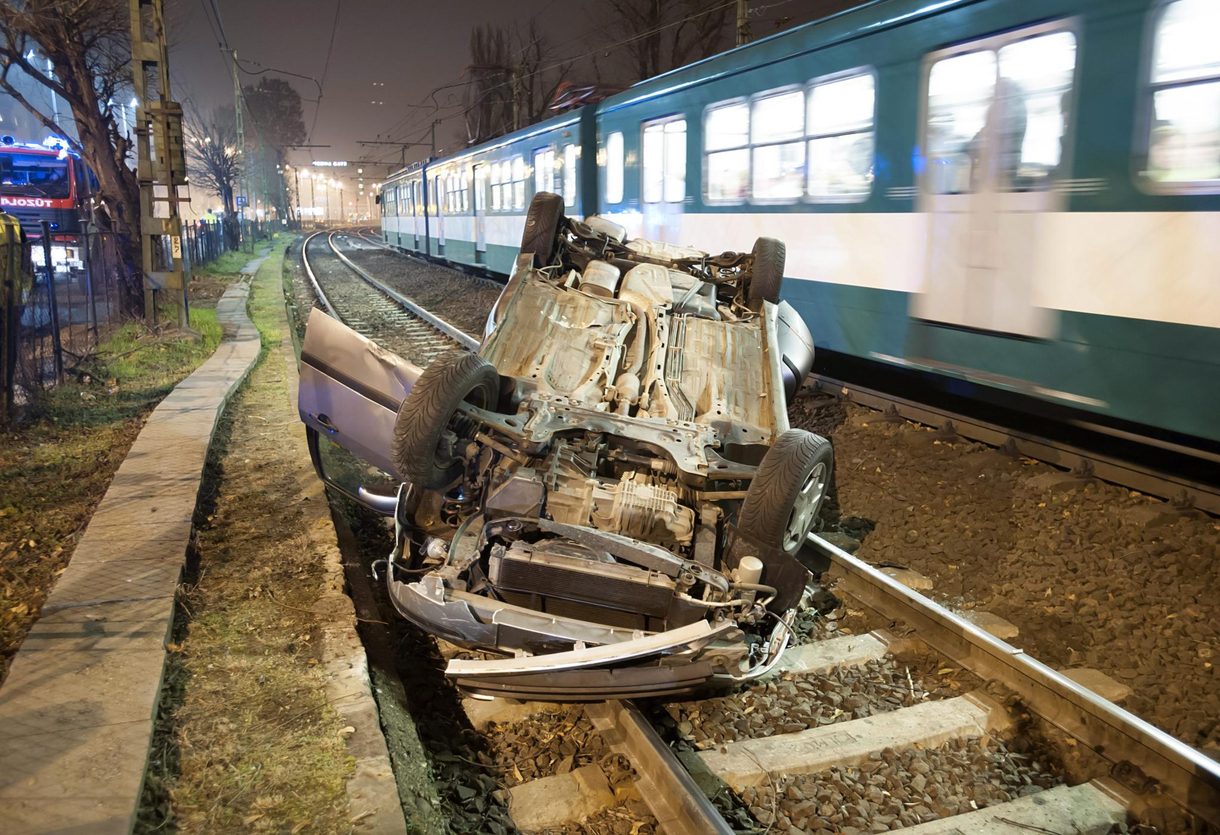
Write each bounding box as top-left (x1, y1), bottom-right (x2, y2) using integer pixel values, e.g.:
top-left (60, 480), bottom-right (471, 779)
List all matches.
top-left (926, 50), bottom-right (998, 194)
top-left (705, 102), bottom-right (749, 202)
top-left (491, 162), bottom-right (503, 211)
top-left (1145, 0), bottom-right (1220, 188)
top-left (533, 147), bottom-right (554, 195)
top-left (642, 117), bottom-right (686, 203)
top-left (997, 33), bottom-right (1076, 190)
top-left (807, 72), bottom-right (875, 200)
top-left (750, 91), bottom-right (804, 201)
top-left (511, 156), bottom-right (526, 210)
top-left (475, 166), bottom-right (487, 212)
top-left (563, 144), bottom-right (577, 207)
top-left (924, 30), bottom-right (1076, 195)
top-left (606, 131), bottom-right (624, 204)
top-left (444, 173), bottom-right (465, 214)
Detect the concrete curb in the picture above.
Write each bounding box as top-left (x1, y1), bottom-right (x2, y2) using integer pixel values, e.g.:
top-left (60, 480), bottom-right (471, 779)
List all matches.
top-left (0, 278), bottom-right (262, 834)
top-left (268, 246), bottom-right (406, 834)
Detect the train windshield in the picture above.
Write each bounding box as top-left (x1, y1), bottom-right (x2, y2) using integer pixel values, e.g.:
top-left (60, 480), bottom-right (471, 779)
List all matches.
top-left (0, 152), bottom-right (71, 199)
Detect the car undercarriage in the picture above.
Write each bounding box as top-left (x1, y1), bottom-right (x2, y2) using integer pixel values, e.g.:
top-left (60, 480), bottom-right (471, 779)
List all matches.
top-left (299, 193), bottom-right (832, 700)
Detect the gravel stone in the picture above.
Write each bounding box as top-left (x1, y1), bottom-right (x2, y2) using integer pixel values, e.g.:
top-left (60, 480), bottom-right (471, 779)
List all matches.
top-left (485, 706), bottom-right (630, 789)
top-left (748, 736), bottom-right (1064, 832)
top-left (335, 235), bottom-right (504, 336)
top-left (790, 392), bottom-right (1220, 753)
top-left (655, 654), bottom-right (982, 748)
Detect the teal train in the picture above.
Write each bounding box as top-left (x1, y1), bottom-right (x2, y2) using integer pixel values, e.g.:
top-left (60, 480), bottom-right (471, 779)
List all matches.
top-left (380, 0), bottom-right (1220, 454)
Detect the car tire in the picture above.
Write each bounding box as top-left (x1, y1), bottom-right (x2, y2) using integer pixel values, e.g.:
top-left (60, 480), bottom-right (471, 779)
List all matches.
top-left (392, 350), bottom-right (500, 490)
top-left (748, 236), bottom-right (786, 304)
top-left (738, 429), bottom-right (833, 556)
top-left (520, 192), bottom-right (565, 267)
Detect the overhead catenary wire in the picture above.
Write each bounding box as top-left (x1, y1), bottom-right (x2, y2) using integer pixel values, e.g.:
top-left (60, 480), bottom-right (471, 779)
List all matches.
top-left (306, 0), bottom-right (344, 150)
top-left (365, 0), bottom-right (804, 170)
top-left (375, 0), bottom-right (744, 148)
top-left (380, 0), bottom-right (789, 157)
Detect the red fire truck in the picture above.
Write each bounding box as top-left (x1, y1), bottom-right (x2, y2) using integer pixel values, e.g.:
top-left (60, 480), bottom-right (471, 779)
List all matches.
top-left (0, 136), bottom-right (92, 271)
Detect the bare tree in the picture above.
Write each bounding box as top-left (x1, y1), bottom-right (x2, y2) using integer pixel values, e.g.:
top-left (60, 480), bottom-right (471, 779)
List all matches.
top-left (0, 0), bottom-right (144, 313)
top-left (185, 106), bottom-right (241, 249)
top-left (597, 0), bottom-right (733, 83)
top-left (463, 18), bottom-right (573, 145)
top-left (465, 24), bottom-right (513, 144)
top-left (242, 78), bottom-right (305, 221)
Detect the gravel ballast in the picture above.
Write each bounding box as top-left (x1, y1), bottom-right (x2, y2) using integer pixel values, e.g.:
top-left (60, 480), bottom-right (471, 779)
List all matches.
top-left (485, 706), bottom-right (617, 787)
top-left (745, 735), bottom-right (1065, 833)
top-left (657, 655), bottom-right (983, 748)
top-left (334, 235), bottom-right (504, 337)
top-left (790, 391), bottom-right (1220, 753)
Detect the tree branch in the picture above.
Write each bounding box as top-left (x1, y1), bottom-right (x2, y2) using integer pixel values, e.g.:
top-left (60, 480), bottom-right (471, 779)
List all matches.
top-left (0, 60), bottom-right (82, 154)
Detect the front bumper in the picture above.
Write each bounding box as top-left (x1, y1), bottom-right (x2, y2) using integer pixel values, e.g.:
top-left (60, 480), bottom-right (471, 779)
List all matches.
top-left (388, 572), bottom-right (790, 701)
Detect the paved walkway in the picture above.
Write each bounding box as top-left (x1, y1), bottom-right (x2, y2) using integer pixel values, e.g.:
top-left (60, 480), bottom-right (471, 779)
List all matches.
top-left (240, 245), bottom-right (272, 276)
top-left (0, 281), bottom-right (261, 833)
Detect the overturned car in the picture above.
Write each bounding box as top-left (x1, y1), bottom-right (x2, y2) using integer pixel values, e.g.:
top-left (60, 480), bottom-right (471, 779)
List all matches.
top-left (299, 193), bottom-right (832, 700)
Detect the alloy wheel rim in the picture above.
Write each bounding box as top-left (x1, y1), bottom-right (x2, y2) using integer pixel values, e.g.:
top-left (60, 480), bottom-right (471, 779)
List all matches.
top-left (783, 461), bottom-right (827, 552)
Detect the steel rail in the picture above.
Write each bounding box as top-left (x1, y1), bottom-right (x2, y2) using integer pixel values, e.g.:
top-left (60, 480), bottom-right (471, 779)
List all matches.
top-left (810, 373), bottom-right (1220, 515)
top-left (808, 531), bottom-right (1220, 826)
top-left (300, 231), bottom-right (340, 319)
top-left (588, 700), bottom-right (735, 835)
top-left (326, 232), bottom-right (480, 351)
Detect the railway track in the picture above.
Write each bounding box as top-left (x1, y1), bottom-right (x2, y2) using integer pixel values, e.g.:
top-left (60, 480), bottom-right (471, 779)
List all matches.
top-left (809, 373), bottom-right (1220, 517)
top-left (300, 230), bottom-right (478, 366)
top-left (296, 236), bottom-right (1220, 834)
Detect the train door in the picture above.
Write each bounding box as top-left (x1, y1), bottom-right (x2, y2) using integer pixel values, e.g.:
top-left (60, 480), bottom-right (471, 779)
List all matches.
top-left (639, 116), bottom-right (687, 243)
top-left (435, 174), bottom-right (445, 254)
top-left (413, 180), bottom-right (423, 251)
top-left (473, 164), bottom-right (487, 263)
top-left (913, 22), bottom-right (1077, 339)
top-left (405, 182), bottom-right (414, 249)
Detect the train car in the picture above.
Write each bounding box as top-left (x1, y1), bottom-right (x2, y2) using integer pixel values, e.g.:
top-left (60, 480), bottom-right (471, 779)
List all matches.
top-left (382, 110), bottom-right (597, 276)
top-left (383, 0), bottom-right (1219, 451)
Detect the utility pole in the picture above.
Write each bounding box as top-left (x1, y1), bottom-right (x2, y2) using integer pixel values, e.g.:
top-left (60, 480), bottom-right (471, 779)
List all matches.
top-left (228, 49), bottom-right (251, 252)
top-left (736, 0), bottom-right (752, 46)
top-left (511, 67), bottom-right (523, 132)
top-left (128, 0), bottom-right (191, 328)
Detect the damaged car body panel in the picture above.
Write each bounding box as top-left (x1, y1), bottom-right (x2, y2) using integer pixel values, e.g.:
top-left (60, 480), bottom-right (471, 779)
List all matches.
top-left (299, 194), bottom-right (831, 700)
top-left (299, 308), bottom-right (419, 482)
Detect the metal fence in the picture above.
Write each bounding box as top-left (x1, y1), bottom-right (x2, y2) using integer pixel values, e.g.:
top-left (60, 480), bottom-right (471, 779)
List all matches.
top-left (0, 217), bottom-right (234, 420)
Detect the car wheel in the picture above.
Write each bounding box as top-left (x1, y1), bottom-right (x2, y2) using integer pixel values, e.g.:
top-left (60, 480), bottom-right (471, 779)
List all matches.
top-left (520, 192), bottom-right (565, 268)
top-left (738, 429), bottom-right (833, 556)
top-left (392, 350), bottom-right (500, 489)
top-left (748, 236), bottom-right (786, 304)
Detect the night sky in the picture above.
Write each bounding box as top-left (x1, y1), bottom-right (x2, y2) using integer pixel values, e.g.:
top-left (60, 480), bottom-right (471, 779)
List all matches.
top-left (170, 0), bottom-right (852, 195)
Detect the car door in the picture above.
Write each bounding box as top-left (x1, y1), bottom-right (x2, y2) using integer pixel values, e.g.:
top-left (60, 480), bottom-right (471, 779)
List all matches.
top-left (297, 307), bottom-right (422, 483)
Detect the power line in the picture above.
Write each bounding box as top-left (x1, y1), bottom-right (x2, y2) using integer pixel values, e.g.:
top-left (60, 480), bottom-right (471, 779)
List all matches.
top-left (385, 0), bottom-right (745, 148)
top-left (307, 0), bottom-right (344, 148)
